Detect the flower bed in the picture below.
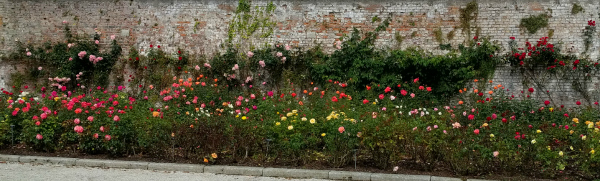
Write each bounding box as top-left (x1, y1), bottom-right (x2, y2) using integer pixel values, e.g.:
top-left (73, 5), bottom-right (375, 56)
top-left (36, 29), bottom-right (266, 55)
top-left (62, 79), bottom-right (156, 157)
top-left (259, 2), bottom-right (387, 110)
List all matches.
top-left (1, 75), bottom-right (599, 179)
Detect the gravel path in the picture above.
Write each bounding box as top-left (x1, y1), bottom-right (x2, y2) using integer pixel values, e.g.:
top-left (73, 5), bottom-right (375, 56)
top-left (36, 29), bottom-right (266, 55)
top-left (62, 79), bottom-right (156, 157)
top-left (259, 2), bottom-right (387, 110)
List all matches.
top-left (0, 162), bottom-right (330, 181)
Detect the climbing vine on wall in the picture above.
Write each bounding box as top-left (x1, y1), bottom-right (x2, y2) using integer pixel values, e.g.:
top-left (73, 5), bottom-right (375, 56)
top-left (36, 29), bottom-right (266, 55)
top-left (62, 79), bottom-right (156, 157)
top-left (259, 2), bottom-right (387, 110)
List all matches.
top-left (583, 20), bottom-right (596, 53)
top-left (226, 0), bottom-right (277, 48)
top-left (520, 14), bottom-right (550, 34)
top-left (459, 1), bottom-right (478, 37)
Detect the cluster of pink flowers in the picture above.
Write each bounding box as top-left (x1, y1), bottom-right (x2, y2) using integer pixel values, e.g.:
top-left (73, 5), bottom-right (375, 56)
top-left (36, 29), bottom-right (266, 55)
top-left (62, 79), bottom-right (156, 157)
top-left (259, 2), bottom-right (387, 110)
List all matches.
top-left (89, 55), bottom-right (103, 64)
top-left (78, 51), bottom-right (87, 59)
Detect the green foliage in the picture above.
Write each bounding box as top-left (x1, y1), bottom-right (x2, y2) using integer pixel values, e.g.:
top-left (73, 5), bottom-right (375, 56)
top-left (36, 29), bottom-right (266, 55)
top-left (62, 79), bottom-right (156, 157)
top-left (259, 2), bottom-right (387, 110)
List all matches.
top-left (311, 19), bottom-right (499, 101)
top-left (571, 3), bottom-right (584, 15)
top-left (439, 44), bottom-right (452, 50)
top-left (520, 14), bottom-right (550, 34)
top-left (371, 16), bottom-right (381, 23)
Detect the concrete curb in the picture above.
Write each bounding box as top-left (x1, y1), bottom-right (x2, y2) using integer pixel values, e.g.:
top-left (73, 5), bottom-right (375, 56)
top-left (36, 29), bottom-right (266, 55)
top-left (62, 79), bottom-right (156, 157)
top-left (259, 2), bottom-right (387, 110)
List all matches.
top-left (0, 154), bottom-right (498, 181)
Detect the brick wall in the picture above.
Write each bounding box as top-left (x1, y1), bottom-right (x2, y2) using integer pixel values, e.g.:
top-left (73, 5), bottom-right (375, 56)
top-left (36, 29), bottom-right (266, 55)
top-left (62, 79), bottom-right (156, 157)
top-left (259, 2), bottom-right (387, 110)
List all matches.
top-left (0, 0), bottom-right (599, 106)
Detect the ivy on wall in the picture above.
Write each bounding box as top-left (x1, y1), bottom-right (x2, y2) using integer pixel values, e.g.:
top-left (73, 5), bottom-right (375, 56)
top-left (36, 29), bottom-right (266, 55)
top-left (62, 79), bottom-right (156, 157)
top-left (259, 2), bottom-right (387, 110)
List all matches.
top-left (459, 1), bottom-right (478, 37)
top-left (226, 0), bottom-right (276, 48)
top-left (520, 14), bottom-right (550, 34)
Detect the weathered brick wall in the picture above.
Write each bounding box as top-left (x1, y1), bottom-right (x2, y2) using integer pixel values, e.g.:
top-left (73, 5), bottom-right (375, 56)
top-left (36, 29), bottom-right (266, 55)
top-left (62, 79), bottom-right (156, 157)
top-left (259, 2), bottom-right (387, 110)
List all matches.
top-left (0, 0), bottom-right (599, 106)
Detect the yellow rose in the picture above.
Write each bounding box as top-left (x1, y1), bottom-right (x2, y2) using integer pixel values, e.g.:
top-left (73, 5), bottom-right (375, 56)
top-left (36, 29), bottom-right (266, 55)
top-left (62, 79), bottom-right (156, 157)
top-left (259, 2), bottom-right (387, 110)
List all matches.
top-left (536, 130), bottom-right (542, 133)
top-left (281, 117), bottom-right (287, 121)
top-left (236, 114), bottom-right (239, 118)
top-left (211, 153), bottom-right (218, 159)
top-left (275, 122), bottom-right (281, 126)
top-left (152, 111), bottom-right (160, 117)
top-left (186, 111), bottom-right (189, 115)
top-left (588, 123), bottom-right (594, 129)
top-left (54, 97), bottom-right (60, 101)
top-left (310, 119), bottom-right (316, 124)
top-left (482, 123), bottom-right (488, 127)
top-left (559, 151), bottom-right (563, 156)
top-left (326, 116), bottom-right (332, 120)
top-left (489, 134), bottom-right (495, 138)
top-left (549, 107), bottom-right (554, 112)
top-left (321, 133), bottom-right (326, 137)
top-left (286, 112), bottom-right (293, 117)
top-left (242, 116), bottom-right (247, 120)
top-left (572, 118), bottom-right (579, 123)
top-left (301, 117), bottom-right (307, 121)
top-left (591, 149), bottom-right (595, 154)
top-left (292, 110), bottom-right (298, 114)
top-left (287, 125), bottom-right (293, 130)
top-left (582, 135), bottom-right (587, 140)
top-left (531, 139), bottom-right (536, 144)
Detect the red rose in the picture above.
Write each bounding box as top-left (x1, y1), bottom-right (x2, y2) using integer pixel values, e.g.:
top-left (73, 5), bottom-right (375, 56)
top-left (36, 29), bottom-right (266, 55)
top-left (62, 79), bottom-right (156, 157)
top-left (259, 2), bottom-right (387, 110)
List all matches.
top-left (179, 57), bottom-right (182, 60)
top-left (576, 101), bottom-right (581, 105)
top-left (544, 100), bottom-right (550, 105)
top-left (528, 88), bottom-right (534, 93)
top-left (150, 44), bottom-right (153, 48)
top-left (384, 87), bottom-right (391, 93)
top-left (363, 99), bottom-right (369, 104)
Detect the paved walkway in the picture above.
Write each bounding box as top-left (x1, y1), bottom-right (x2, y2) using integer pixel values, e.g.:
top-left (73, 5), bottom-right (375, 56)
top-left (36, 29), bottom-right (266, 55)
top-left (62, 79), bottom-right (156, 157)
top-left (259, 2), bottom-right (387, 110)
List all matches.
top-left (0, 162), bottom-right (329, 181)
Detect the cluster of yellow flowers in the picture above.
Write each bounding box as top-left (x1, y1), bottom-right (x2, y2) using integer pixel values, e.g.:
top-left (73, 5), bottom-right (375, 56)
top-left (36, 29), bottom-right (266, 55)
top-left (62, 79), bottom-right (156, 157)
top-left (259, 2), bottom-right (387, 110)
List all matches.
top-left (326, 111), bottom-right (340, 121)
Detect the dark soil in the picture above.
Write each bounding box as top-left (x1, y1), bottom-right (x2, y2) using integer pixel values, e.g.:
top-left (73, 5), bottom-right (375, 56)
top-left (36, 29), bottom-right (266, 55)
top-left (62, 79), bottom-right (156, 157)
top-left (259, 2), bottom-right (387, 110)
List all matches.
top-left (0, 144), bottom-right (559, 181)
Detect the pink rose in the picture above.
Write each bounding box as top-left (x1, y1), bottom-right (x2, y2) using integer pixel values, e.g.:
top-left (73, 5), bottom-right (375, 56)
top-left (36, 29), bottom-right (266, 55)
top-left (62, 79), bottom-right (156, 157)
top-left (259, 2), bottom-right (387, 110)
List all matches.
top-left (338, 126), bottom-right (345, 133)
